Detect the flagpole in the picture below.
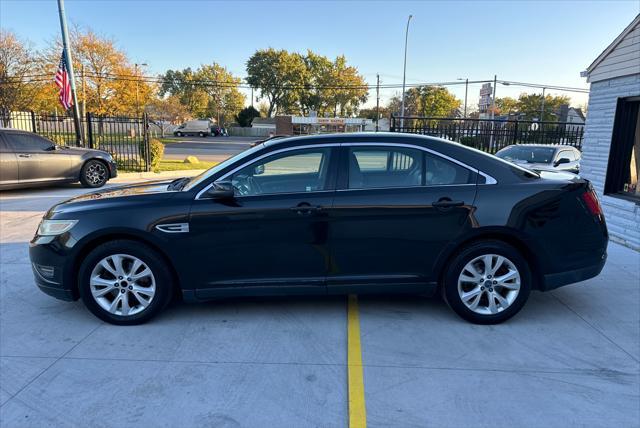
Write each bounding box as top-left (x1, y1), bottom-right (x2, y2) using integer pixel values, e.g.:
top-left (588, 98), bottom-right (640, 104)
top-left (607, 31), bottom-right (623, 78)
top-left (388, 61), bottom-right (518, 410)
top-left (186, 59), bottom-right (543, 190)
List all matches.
top-left (56, 0), bottom-right (83, 146)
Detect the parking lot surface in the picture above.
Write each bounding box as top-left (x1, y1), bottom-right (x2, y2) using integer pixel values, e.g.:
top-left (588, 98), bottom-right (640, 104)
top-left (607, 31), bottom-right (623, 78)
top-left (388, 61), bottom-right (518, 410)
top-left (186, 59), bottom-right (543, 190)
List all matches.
top-left (1, 182), bottom-right (639, 427)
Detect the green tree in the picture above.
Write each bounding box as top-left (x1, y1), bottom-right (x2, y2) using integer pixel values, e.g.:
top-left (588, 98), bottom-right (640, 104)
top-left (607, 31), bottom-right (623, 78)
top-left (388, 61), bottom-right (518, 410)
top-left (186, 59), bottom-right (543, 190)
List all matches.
top-left (0, 30), bottom-right (37, 117)
top-left (388, 86), bottom-right (461, 117)
top-left (358, 106), bottom-right (389, 120)
top-left (325, 55), bottom-right (368, 117)
top-left (246, 48), bottom-right (307, 117)
top-left (160, 63), bottom-right (244, 125)
top-left (299, 50), bottom-right (333, 115)
top-left (236, 106), bottom-right (261, 127)
top-left (494, 97), bottom-right (519, 115)
top-left (516, 93), bottom-right (571, 121)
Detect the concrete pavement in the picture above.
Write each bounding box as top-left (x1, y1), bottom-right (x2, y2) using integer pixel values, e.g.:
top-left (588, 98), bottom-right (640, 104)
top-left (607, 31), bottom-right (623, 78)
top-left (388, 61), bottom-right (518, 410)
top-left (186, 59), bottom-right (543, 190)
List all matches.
top-left (0, 181), bottom-right (638, 427)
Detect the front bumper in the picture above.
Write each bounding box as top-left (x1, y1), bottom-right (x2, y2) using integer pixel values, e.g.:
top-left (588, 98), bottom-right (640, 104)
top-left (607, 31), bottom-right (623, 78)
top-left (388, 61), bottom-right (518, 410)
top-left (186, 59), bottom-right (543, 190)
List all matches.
top-left (29, 237), bottom-right (78, 301)
top-left (108, 160), bottom-right (118, 178)
top-left (540, 251), bottom-right (607, 291)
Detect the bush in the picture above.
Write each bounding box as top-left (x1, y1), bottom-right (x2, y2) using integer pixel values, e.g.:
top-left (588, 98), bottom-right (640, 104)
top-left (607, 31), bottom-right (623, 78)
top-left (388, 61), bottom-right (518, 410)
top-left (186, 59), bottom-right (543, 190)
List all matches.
top-left (149, 139), bottom-right (165, 171)
top-left (236, 106), bottom-right (261, 127)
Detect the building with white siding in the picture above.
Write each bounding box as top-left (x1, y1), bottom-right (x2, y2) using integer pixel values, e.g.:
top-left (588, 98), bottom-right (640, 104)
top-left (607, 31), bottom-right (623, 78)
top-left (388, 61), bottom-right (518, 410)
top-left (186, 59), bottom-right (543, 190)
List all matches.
top-left (581, 14), bottom-right (640, 250)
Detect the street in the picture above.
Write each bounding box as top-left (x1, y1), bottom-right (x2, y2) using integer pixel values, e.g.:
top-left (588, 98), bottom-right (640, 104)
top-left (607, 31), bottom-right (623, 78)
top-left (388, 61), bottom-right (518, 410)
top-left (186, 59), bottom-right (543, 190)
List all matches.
top-left (0, 181), bottom-right (638, 427)
top-left (161, 136), bottom-right (257, 162)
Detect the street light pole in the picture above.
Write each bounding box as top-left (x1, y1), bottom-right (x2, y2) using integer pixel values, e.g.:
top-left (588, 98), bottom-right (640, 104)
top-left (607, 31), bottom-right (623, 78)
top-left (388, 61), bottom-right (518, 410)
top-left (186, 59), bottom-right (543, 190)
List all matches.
top-left (376, 73), bottom-right (380, 132)
top-left (400, 14), bottom-right (413, 128)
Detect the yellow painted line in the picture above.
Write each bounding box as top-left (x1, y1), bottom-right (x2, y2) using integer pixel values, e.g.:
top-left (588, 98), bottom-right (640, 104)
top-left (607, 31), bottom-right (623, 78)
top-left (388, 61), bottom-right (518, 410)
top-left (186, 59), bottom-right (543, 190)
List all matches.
top-left (348, 294), bottom-right (367, 428)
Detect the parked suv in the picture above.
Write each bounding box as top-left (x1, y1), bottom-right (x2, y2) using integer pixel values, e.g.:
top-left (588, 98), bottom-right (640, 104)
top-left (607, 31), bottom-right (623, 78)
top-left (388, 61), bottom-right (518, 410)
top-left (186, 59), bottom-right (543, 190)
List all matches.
top-left (0, 129), bottom-right (117, 190)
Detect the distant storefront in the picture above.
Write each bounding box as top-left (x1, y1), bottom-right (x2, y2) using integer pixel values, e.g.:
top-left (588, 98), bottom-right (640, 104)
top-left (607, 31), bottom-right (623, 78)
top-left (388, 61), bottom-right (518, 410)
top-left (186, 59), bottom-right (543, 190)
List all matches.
top-left (275, 116), bottom-right (372, 135)
top-left (581, 14), bottom-right (640, 249)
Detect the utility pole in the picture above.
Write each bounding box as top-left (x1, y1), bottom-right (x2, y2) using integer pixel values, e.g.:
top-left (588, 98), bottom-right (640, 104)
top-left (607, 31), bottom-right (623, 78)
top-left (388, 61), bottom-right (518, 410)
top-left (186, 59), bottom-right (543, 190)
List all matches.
top-left (375, 73), bottom-right (380, 132)
top-left (463, 78), bottom-right (468, 118)
top-left (540, 87), bottom-right (546, 121)
top-left (56, 0), bottom-right (83, 146)
top-left (400, 14), bottom-right (413, 128)
top-left (251, 87), bottom-right (254, 108)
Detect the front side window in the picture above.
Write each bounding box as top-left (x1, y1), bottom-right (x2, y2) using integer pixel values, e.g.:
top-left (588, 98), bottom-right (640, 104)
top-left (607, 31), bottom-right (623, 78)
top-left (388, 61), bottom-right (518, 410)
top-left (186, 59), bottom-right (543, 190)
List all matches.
top-left (497, 146), bottom-right (556, 164)
top-left (348, 147), bottom-right (422, 189)
top-left (231, 148), bottom-right (332, 196)
top-left (7, 133), bottom-right (54, 152)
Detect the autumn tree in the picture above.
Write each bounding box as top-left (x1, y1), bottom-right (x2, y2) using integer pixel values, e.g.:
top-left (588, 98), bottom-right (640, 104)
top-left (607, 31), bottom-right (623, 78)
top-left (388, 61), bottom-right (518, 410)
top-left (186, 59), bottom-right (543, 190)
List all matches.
top-left (494, 97), bottom-right (519, 115)
top-left (0, 30), bottom-right (37, 117)
top-left (325, 55), bottom-right (368, 117)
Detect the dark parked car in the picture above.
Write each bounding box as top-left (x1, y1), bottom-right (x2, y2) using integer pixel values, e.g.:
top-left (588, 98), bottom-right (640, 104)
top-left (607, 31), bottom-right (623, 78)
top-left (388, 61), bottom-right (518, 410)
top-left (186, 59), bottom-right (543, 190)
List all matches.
top-left (29, 133), bottom-right (608, 325)
top-left (495, 144), bottom-right (581, 174)
top-left (0, 129), bottom-right (117, 190)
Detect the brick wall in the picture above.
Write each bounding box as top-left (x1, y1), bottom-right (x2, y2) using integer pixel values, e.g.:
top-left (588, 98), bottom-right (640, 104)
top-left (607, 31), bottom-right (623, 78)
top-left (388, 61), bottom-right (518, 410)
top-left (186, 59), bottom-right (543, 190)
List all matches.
top-left (581, 74), bottom-right (640, 250)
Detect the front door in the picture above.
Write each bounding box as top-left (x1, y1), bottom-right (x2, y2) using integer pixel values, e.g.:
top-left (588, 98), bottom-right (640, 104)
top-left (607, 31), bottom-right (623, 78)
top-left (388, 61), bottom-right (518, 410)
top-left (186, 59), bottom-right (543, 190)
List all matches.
top-left (189, 146), bottom-right (337, 297)
top-left (0, 135), bottom-right (19, 187)
top-left (328, 144), bottom-right (478, 292)
top-left (4, 132), bottom-right (73, 183)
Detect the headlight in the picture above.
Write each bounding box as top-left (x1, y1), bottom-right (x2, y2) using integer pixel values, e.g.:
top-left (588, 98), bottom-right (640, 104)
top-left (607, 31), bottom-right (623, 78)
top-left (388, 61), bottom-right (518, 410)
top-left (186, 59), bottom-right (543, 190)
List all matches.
top-left (37, 220), bottom-right (78, 236)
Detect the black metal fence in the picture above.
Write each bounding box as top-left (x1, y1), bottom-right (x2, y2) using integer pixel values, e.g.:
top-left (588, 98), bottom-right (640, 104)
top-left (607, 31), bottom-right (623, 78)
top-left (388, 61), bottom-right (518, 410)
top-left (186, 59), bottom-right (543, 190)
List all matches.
top-left (390, 116), bottom-right (585, 153)
top-left (0, 110), bottom-right (151, 172)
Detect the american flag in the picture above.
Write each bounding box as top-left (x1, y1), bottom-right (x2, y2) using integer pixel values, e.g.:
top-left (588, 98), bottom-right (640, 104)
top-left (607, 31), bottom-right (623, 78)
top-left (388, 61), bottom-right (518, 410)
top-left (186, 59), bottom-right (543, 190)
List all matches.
top-left (55, 51), bottom-right (73, 110)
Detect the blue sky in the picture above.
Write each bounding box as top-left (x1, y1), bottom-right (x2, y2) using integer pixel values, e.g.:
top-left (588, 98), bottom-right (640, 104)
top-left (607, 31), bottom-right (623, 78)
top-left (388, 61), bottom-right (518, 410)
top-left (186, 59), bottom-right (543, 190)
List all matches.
top-left (1, 0), bottom-right (638, 108)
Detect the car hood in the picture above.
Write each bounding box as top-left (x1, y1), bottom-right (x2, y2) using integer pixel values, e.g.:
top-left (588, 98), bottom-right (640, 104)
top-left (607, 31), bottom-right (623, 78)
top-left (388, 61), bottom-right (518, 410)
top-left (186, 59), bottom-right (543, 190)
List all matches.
top-left (46, 180), bottom-right (179, 216)
top-left (57, 146), bottom-right (112, 158)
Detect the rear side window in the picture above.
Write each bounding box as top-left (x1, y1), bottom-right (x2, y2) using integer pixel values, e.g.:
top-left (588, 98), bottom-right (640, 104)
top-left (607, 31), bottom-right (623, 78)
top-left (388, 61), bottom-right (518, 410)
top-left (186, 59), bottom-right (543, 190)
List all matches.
top-left (424, 152), bottom-right (474, 185)
top-left (6, 133), bottom-right (53, 152)
top-left (348, 147), bottom-right (423, 189)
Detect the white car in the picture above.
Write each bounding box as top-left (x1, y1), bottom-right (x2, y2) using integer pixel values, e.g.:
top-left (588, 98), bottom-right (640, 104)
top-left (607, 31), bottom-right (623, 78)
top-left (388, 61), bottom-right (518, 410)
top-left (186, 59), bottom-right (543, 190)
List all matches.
top-left (495, 144), bottom-right (581, 174)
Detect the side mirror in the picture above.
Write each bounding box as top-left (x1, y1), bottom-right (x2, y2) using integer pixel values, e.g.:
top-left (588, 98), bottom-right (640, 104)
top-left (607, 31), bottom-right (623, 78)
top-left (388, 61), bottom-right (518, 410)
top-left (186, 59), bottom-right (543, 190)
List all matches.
top-left (206, 181), bottom-right (235, 200)
top-left (555, 157), bottom-right (570, 166)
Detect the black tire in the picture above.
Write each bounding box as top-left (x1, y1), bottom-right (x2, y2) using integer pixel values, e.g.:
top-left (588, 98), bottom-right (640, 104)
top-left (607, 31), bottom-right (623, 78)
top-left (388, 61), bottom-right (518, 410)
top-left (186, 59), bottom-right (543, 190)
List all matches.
top-left (198, 132), bottom-right (205, 137)
top-left (176, 131), bottom-right (182, 137)
top-left (442, 240), bottom-right (531, 324)
top-left (78, 240), bottom-right (174, 325)
top-left (80, 159), bottom-right (109, 188)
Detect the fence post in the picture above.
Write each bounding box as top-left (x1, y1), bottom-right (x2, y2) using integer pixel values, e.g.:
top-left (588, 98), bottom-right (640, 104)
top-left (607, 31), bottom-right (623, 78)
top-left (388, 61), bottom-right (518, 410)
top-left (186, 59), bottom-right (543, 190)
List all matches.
top-left (143, 113), bottom-right (151, 172)
top-left (30, 111), bottom-right (37, 133)
top-left (86, 112), bottom-right (94, 149)
top-left (512, 119), bottom-right (519, 145)
top-left (390, 114), bottom-right (395, 132)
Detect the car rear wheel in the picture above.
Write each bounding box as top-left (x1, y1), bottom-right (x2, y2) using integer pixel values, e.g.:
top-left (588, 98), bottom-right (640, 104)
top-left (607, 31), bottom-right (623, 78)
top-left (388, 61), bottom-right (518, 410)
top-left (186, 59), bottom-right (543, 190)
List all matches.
top-left (176, 131), bottom-right (182, 137)
top-left (78, 240), bottom-right (173, 325)
top-left (442, 240), bottom-right (531, 324)
top-left (199, 132), bottom-right (205, 137)
top-left (80, 159), bottom-right (109, 188)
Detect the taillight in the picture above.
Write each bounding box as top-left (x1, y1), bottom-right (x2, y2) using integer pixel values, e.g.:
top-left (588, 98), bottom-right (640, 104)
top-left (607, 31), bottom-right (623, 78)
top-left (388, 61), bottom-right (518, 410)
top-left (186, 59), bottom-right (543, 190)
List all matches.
top-left (581, 189), bottom-right (603, 217)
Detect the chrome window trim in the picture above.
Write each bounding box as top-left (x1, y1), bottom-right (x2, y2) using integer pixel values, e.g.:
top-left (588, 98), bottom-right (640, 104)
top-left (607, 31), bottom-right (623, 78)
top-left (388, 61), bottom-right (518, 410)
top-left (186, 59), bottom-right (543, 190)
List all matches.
top-left (194, 141), bottom-right (498, 200)
top-left (195, 144), bottom-right (340, 200)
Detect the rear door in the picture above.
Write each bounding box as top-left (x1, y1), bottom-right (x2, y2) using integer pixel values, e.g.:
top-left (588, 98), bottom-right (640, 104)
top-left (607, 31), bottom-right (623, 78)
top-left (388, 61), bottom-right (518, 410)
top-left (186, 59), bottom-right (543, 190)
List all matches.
top-left (0, 134), bottom-right (19, 186)
top-left (4, 132), bottom-right (74, 182)
top-left (328, 143), bottom-right (478, 292)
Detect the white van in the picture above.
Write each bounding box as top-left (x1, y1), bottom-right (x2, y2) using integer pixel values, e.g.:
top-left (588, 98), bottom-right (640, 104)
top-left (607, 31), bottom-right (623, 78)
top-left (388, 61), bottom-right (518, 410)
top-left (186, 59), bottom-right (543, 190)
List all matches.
top-left (173, 120), bottom-right (211, 137)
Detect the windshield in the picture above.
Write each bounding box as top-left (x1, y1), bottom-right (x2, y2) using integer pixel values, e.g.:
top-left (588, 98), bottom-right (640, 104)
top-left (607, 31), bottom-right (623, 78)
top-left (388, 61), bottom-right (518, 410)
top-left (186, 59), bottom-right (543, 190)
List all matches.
top-left (496, 146), bottom-right (556, 164)
top-left (182, 143), bottom-right (266, 191)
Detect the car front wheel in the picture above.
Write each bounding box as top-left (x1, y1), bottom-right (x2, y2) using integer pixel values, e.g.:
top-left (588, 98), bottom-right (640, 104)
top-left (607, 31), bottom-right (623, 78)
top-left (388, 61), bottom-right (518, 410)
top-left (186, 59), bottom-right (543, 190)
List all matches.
top-left (78, 240), bottom-right (173, 325)
top-left (80, 159), bottom-right (109, 188)
top-left (442, 240), bottom-right (531, 324)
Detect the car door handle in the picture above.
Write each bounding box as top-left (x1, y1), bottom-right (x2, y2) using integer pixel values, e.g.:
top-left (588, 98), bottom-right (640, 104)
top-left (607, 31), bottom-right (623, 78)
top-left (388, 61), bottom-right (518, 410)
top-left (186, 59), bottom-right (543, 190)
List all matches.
top-left (17, 154), bottom-right (32, 158)
top-left (290, 203), bottom-right (323, 215)
top-left (432, 199), bottom-right (465, 208)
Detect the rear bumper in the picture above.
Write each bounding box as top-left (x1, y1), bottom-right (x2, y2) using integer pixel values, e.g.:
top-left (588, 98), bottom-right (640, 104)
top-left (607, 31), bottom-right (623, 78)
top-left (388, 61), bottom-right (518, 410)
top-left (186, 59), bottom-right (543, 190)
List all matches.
top-left (540, 252), bottom-right (607, 291)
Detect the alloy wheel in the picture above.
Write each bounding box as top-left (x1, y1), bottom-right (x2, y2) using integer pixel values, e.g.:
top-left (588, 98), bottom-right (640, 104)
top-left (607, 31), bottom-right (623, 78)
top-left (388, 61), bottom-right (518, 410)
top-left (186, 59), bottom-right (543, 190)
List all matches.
top-left (86, 162), bottom-right (107, 186)
top-left (457, 254), bottom-right (521, 315)
top-left (89, 253), bottom-right (156, 316)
